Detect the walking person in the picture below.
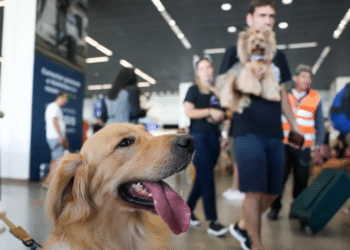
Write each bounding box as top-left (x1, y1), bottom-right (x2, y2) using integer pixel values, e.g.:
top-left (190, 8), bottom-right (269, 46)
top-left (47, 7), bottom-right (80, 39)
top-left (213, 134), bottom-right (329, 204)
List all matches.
top-left (267, 64), bottom-right (325, 221)
top-left (43, 92), bottom-right (69, 188)
top-left (218, 1), bottom-right (302, 249)
top-left (184, 57), bottom-right (228, 237)
top-left (98, 67), bottom-right (146, 126)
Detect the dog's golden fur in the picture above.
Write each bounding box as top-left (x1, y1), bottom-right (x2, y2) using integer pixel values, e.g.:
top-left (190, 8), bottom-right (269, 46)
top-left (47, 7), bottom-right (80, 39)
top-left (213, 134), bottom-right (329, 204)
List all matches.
top-left (43, 123), bottom-right (194, 250)
top-left (216, 28), bottom-right (280, 114)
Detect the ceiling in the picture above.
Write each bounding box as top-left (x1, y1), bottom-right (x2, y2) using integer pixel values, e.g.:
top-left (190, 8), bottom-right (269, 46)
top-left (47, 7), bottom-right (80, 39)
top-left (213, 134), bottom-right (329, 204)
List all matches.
top-left (85, 0), bottom-right (350, 97)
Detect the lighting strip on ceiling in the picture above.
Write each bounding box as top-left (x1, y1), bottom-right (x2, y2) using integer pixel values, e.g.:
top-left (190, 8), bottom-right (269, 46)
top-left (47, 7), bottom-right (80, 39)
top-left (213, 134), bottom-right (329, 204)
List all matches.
top-left (287, 42), bottom-right (318, 49)
top-left (135, 68), bottom-right (156, 84)
top-left (333, 8), bottom-right (350, 39)
top-left (86, 56), bottom-right (109, 63)
top-left (151, 0), bottom-right (192, 49)
top-left (87, 84), bottom-right (112, 91)
top-left (120, 59), bottom-right (134, 68)
top-left (312, 46), bottom-right (331, 75)
top-left (203, 48), bottom-right (227, 54)
top-left (137, 82), bottom-right (151, 87)
top-left (85, 36), bottom-right (113, 56)
top-left (119, 59), bottom-right (156, 85)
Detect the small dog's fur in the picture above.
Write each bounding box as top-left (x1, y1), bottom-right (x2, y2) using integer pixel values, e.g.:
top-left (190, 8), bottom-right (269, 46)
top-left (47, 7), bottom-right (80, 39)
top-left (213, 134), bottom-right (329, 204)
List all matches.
top-left (216, 28), bottom-right (280, 114)
top-left (43, 123), bottom-right (194, 250)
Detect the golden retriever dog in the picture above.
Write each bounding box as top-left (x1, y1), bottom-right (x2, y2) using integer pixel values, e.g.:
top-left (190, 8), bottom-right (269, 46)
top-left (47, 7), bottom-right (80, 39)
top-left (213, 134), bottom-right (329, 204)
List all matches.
top-left (43, 123), bottom-right (194, 250)
top-left (216, 28), bottom-right (280, 114)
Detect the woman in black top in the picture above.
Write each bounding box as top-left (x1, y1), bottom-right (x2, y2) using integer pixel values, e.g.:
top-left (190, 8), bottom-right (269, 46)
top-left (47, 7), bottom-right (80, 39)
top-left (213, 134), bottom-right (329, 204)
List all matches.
top-left (184, 57), bottom-right (228, 236)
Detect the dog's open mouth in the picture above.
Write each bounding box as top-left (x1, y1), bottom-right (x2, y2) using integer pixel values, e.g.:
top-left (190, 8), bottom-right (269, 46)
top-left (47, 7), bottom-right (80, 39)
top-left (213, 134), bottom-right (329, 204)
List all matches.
top-left (119, 180), bottom-right (191, 235)
top-left (252, 47), bottom-right (265, 55)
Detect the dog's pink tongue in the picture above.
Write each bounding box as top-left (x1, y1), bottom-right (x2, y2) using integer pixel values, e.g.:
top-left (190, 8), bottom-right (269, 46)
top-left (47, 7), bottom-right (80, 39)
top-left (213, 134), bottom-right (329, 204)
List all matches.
top-left (143, 181), bottom-right (191, 235)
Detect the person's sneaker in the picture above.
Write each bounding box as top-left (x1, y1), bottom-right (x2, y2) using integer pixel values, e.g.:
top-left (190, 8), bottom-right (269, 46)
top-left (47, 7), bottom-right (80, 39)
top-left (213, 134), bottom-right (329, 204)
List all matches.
top-left (223, 189), bottom-right (245, 201)
top-left (229, 223), bottom-right (252, 250)
top-left (190, 214), bottom-right (201, 227)
top-left (267, 209), bottom-right (279, 221)
top-left (207, 221), bottom-right (228, 236)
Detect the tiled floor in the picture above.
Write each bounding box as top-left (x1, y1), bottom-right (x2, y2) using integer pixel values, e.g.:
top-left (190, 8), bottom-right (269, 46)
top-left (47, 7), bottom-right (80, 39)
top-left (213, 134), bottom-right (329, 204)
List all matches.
top-left (0, 173), bottom-right (349, 250)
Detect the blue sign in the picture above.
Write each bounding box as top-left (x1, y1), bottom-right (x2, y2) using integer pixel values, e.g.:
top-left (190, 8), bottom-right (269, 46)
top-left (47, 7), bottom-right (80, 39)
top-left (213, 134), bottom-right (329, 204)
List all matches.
top-left (30, 54), bottom-right (85, 181)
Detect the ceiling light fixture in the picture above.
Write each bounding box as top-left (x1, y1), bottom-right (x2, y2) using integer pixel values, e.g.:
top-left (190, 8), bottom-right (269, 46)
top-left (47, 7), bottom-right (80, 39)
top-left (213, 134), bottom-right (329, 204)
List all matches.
top-left (282, 0), bottom-right (293, 4)
top-left (221, 3), bottom-right (232, 11)
top-left (120, 59), bottom-right (134, 68)
top-left (227, 26), bottom-right (237, 33)
top-left (137, 82), bottom-right (151, 87)
top-left (86, 56), bottom-right (109, 64)
top-left (169, 20), bottom-right (176, 26)
top-left (333, 8), bottom-right (350, 39)
top-left (152, 0), bottom-right (192, 49)
top-left (312, 46), bottom-right (331, 75)
top-left (151, 0), bottom-right (165, 12)
top-left (85, 36), bottom-right (113, 56)
top-left (278, 22), bottom-right (288, 29)
top-left (276, 44), bottom-right (287, 50)
top-left (288, 42), bottom-right (318, 49)
top-left (135, 68), bottom-right (156, 84)
top-left (87, 85), bottom-right (102, 90)
top-left (203, 48), bottom-right (227, 54)
top-left (102, 84), bottom-right (112, 89)
top-left (87, 84), bottom-right (112, 91)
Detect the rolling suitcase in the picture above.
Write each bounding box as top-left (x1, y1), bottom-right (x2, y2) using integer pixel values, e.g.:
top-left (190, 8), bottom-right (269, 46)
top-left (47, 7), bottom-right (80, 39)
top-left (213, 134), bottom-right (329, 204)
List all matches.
top-left (290, 168), bottom-right (350, 235)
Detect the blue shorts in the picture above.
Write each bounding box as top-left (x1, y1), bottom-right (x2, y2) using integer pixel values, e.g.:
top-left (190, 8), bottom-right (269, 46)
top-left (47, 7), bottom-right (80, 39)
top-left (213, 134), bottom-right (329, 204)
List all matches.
top-left (47, 139), bottom-right (65, 160)
top-left (233, 133), bottom-right (284, 195)
top-left (330, 113), bottom-right (350, 137)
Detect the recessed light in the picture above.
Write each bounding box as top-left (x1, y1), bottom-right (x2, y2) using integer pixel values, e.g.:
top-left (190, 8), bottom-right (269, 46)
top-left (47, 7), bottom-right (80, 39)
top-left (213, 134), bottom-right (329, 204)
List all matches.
top-left (169, 20), bottom-right (176, 26)
top-left (278, 22), bottom-right (288, 29)
top-left (177, 33), bottom-right (185, 39)
top-left (282, 0), bottom-right (293, 4)
top-left (221, 3), bottom-right (232, 11)
top-left (227, 26), bottom-right (237, 33)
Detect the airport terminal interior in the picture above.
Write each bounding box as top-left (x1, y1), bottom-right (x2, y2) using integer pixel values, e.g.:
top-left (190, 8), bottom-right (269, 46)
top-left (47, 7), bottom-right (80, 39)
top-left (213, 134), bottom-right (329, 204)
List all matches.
top-left (1, 0), bottom-right (350, 249)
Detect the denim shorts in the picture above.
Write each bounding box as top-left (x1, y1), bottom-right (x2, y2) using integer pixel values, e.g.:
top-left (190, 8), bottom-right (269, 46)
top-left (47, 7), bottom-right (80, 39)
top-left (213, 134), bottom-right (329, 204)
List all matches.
top-left (233, 133), bottom-right (284, 195)
top-left (47, 139), bottom-right (65, 160)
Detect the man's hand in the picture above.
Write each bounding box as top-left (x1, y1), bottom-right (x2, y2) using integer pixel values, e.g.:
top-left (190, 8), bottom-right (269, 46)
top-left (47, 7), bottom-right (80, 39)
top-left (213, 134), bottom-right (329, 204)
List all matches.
top-left (208, 108), bottom-right (225, 123)
top-left (312, 148), bottom-right (323, 165)
top-left (59, 135), bottom-right (69, 149)
top-left (320, 144), bottom-right (331, 161)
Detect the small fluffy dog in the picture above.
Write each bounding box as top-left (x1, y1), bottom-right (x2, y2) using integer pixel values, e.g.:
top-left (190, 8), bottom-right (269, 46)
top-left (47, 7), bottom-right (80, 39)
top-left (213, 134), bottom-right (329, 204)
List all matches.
top-left (43, 123), bottom-right (194, 250)
top-left (217, 28), bottom-right (280, 114)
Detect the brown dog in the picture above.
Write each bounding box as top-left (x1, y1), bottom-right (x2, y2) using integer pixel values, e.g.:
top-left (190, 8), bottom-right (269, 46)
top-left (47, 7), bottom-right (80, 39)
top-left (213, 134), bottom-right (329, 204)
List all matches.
top-left (216, 28), bottom-right (280, 115)
top-left (43, 123), bottom-right (194, 250)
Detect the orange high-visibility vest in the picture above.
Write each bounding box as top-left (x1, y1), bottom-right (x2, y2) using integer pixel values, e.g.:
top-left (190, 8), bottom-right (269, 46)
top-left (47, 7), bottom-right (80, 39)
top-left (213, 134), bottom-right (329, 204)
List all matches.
top-left (282, 89), bottom-right (320, 147)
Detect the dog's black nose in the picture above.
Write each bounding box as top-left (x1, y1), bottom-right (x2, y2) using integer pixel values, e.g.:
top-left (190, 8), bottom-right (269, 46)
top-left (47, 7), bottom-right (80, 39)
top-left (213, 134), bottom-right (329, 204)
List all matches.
top-left (175, 135), bottom-right (194, 153)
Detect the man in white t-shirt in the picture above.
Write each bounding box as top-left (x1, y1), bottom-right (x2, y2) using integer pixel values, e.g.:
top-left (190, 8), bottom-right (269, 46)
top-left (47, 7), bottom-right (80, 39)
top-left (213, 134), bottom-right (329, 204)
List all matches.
top-left (43, 92), bottom-right (69, 187)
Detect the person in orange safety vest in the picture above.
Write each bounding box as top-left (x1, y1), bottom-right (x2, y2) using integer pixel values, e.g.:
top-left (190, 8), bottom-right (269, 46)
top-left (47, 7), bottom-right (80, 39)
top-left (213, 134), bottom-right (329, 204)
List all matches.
top-left (267, 64), bottom-right (326, 220)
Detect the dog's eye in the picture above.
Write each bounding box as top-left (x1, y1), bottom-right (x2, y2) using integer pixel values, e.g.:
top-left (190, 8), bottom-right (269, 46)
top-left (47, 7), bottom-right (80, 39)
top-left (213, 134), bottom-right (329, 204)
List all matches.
top-left (118, 138), bottom-right (134, 147)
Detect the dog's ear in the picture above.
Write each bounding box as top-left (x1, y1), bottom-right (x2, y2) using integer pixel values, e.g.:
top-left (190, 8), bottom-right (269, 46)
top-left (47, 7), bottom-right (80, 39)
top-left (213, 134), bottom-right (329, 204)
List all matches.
top-left (237, 30), bottom-right (250, 64)
top-left (45, 153), bottom-right (93, 224)
top-left (263, 30), bottom-right (276, 61)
